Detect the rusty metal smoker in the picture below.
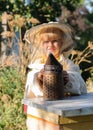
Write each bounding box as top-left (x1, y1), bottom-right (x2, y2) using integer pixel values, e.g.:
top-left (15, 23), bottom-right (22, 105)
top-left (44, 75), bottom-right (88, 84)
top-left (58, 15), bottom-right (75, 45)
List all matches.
top-left (43, 53), bottom-right (64, 100)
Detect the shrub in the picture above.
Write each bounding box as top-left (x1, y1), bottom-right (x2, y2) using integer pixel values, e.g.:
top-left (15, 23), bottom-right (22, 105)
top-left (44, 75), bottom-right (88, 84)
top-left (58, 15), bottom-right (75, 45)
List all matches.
top-left (0, 67), bottom-right (26, 130)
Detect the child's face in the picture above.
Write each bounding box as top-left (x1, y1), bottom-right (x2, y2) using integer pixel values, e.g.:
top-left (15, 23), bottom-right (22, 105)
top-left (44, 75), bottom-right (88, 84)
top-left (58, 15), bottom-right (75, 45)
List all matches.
top-left (41, 33), bottom-right (62, 58)
top-left (43, 38), bottom-right (61, 58)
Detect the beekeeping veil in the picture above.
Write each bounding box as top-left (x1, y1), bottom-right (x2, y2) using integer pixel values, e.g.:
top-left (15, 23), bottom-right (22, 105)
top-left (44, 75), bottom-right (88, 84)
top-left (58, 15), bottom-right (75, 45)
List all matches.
top-left (24, 22), bottom-right (75, 63)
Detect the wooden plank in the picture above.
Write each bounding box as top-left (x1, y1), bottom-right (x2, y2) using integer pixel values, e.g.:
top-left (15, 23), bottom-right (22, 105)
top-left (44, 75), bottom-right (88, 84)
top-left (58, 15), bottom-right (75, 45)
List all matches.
top-left (59, 115), bottom-right (93, 124)
top-left (62, 122), bottom-right (93, 130)
top-left (27, 106), bottom-right (59, 124)
top-left (27, 106), bottom-right (93, 124)
top-left (27, 115), bottom-right (63, 130)
top-left (27, 114), bottom-right (93, 130)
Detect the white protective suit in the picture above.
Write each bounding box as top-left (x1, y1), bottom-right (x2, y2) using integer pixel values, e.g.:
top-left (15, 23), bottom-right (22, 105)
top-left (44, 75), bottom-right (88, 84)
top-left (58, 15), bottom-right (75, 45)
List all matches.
top-left (24, 54), bottom-right (87, 98)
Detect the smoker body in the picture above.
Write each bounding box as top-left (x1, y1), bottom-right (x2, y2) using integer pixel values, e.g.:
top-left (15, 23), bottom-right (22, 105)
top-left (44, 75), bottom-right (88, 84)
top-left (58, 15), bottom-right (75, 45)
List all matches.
top-left (43, 53), bottom-right (64, 100)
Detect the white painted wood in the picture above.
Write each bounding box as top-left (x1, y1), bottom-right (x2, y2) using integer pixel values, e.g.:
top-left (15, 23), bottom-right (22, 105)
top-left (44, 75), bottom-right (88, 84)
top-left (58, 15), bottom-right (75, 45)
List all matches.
top-left (22, 93), bottom-right (93, 117)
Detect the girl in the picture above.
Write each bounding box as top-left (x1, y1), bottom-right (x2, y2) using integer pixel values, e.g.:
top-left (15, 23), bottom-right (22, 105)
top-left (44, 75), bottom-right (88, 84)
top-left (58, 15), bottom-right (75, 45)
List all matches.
top-left (24, 22), bottom-right (87, 98)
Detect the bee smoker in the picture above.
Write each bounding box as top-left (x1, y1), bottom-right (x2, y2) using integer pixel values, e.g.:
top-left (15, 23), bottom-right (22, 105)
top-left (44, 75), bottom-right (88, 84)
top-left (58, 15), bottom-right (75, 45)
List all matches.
top-left (43, 53), bottom-right (64, 100)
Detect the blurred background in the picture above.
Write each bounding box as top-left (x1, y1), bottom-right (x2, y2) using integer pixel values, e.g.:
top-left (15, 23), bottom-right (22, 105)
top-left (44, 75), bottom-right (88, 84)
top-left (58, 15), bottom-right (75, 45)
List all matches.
top-left (0, 0), bottom-right (93, 129)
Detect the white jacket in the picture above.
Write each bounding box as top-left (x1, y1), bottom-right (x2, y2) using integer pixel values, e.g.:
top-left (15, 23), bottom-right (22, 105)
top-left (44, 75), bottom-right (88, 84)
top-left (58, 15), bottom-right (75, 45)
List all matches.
top-left (24, 55), bottom-right (87, 98)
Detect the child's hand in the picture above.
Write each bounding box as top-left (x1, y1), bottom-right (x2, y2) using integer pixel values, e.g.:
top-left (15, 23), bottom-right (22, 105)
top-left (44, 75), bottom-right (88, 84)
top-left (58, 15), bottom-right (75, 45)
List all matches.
top-left (63, 70), bottom-right (69, 85)
top-left (37, 69), bottom-right (44, 81)
top-left (37, 69), bottom-right (44, 89)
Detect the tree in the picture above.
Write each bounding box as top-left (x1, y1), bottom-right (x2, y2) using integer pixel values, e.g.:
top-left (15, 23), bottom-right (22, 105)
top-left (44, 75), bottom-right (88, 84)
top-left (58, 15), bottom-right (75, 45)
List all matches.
top-left (0, 0), bottom-right (83, 65)
top-left (0, 0), bottom-right (83, 23)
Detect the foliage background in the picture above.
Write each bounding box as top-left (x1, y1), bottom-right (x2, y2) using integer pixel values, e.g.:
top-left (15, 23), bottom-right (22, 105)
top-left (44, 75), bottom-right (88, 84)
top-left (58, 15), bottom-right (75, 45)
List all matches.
top-left (0, 68), bottom-right (26, 130)
top-left (0, 0), bottom-right (93, 129)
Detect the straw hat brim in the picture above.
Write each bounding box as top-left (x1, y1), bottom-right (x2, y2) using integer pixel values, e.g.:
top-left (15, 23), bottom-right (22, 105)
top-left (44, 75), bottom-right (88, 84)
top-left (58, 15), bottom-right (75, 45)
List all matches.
top-left (24, 22), bottom-right (72, 43)
top-left (24, 22), bottom-right (75, 58)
